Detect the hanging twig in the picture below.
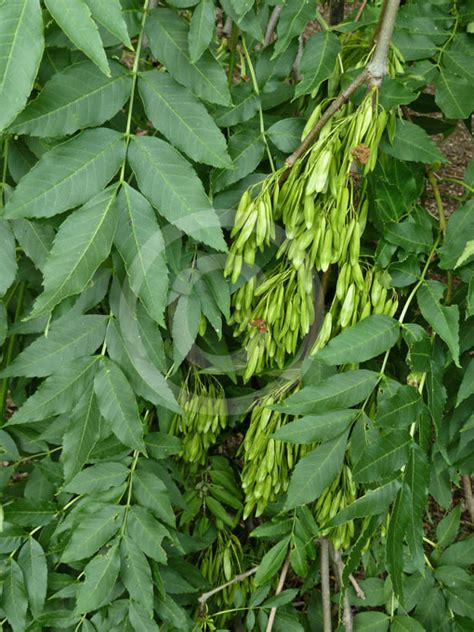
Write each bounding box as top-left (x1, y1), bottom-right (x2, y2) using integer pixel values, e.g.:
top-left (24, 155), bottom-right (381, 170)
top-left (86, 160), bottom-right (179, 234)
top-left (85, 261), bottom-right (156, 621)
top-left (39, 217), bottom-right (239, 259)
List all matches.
top-left (330, 546), bottom-right (353, 632)
top-left (198, 567), bottom-right (258, 608)
top-left (283, 0), bottom-right (401, 172)
top-left (263, 5), bottom-right (283, 47)
top-left (462, 475), bottom-right (474, 524)
top-left (355, 0), bottom-right (369, 23)
top-left (320, 538), bottom-right (332, 632)
top-left (348, 574), bottom-right (366, 600)
top-left (265, 555), bottom-right (291, 632)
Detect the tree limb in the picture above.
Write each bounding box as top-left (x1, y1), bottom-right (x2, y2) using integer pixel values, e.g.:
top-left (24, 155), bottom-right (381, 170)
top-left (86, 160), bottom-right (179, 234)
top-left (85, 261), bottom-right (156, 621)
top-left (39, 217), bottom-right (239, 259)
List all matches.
top-left (462, 475), bottom-right (474, 524)
top-left (198, 567), bottom-right (258, 608)
top-left (265, 555), bottom-right (291, 632)
top-left (320, 538), bottom-right (332, 632)
top-left (330, 546), bottom-right (353, 632)
top-left (264, 5), bottom-right (283, 47)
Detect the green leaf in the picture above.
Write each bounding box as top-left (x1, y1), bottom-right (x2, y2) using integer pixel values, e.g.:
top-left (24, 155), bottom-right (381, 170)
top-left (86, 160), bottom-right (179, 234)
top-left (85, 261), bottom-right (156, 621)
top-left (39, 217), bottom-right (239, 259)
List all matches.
top-left (0, 301), bottom-right (6, 347)
top-left (10, 61), bottom-right (132, 137)
top-left (0, 219), bottom-right (17, 296)
top-left (391, 615), bottom-right (425, 632)
top-left (378, 77), bottom-right (417, 109)
top-left (353, 611), bottom-right (389, 631)
top-left (353, 429), bottom-right (412, 482)
top-left (380, 119), bottom-right (446, 164)
top-left (404, 446), bottom-right (429, 573)
top-left (64, 462), bottom-right (129, 495)
top-left (386, 484), bottom-right (412, 598)
top-left (457, 358), bottom-right (474, 407)
top-left (120, 535), bottom-right (153, 616)
top-left (11, 219), bottom-right (54, 272)
top-left (129, 601), bottom-right (161, 632)
top-left (439, 534), bottom-right (474, 567)
top-left (3, 559), bottom-right (28, 632)
top-left (76, 543), bottom-right (120, 613)
top-left (295, 31), bottom-right (341, 98)
top-left (272, 0), bottom-right (314, 58)
top-left (317, 315), bottom-right (400, 365)
top-left (275, 370), bottom-right (380, 415)
top-left (17, 538), bottom-right (47, 618)
top-left (127, 506), bottom-right (169, 563)
top-left (285, 430), bottom-right (349, 509)
top-left (326, 480), bottom-right (400, 527)
top-left (255, 536), bottom-right (290, 586)
top-left (62, 383), bottom-right (102, 481)
top-left (272, 409), bottom-right (358, 444)
top-left (61, 504), bottom-right (124, 563)
top-left (129, 135), bottom-right (226, 251)
top-left (435, 67), bottom-right (474, 119)
top-left (4, 500), bottom-right (56, 527)
top-left (133, 468), bottom-right (175, 526)
top-left (212, 128), bottom-right (265, 192)
top-left (44, 0), bottom-right (110, 76)
top-left (8, 356), bottom-right (98, 424)
top-left (146, 9), bottom-right (231, 106)
top-left (0, 0), bottom-right (44, 132)
top-left (94, 357), bottom-right (146, 452)
top-left (145, 432), bottom-right (181, 459)
top-left (1, 315), bottom-right (107, 378)
top-left (83, 0), bottom-right (132, 48)
top-left (30, 186), bottom-right (118, 317)
top-left (267, 118), bottom-right (306, 153)
top-left (115, 184), bottom-right (168, 327)
top-left (214, 83), bottom-right (259, 127)
top-left (172, 293), bottom-right (201, 368)
top-left (4, 128), bottom-right (126, 220)
top-left (417, 280), bottom-right (460, 367)
top-left (436, 505), bottom-right (462, 549)
top-left (188, 0), bottom-right (215, 63)
top-left (439, 200), bottom-right (474, 270)
top-left (376, 385), bottom-right (423, 429)
top-left (138, 71), bottom-right (230, 168)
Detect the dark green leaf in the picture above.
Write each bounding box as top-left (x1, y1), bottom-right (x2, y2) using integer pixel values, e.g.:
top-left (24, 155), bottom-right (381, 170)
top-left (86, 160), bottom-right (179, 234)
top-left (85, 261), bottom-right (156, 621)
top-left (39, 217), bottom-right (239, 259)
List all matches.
top-left (0, 0), bottom-right (44, 132)
top-left (4, 128), bottom-right (126, 220)
top-left (129, 135), bottom-right (226, 251)
top-left (18, 538), bottom-right (48, 617)
top-left (133, 468), bottom-right (175, 526)
top-left (120, 535), bottom-right (153, 616)
top-left (127, 506), bottom-right (169, 563)
top-left (10, 61), bottom-right (132, 137)
top-left (172, 293), bottom-right (201, 368)
top-left (295, 31), bottom-right (341, 97)
top-left (94, 357), bottom-right (146, 452)
top-left (417, 280), bottom-right (460, 367)
top-left (188, 0), bottom-right (215, 63)
top-left (146, 8), bottom-right (231, 105)
top-left (129, 601), bottom-right (161, 632)
top-left (386, 484), bottom-right (412, 598)
top-left (3, 559), bottom-right (28, 632)
top-left (44, 0), bottom-right (110, 76)
top-left (353, 429), bottom-right (412, 482)
top-left (435, 67), bottom-right (474, 119)
top-left (1, 315), bottom-right (107, 378)
top-left (326, 480), bottom-right (400, 527)
top-left (272, 409), bottom-right (357, 444)
top-left (380, 120), bottom-right (446, 164)
top-left (285, 430), bottom-right (349, 509)
top-left (353, 611), bottom-right (389, 631)
top-left (436, 505), bottom-right (462, 549)
top-left (0, 220), bottom-right (18, 296)
top-left (64, 462), bottom-right (129, 495)
top-left (212, 127), bottom-right (265, 193)
top-left (76, 543), bottom-right (120, 613)
top-left (438, 535), bottom-right (474, 567)
top-left (272, 1), bottom-right (314, 58)
top-left (255, 536), bottom-right (290, 586)
top-left (376, 385), bottom-right (423, 429)
top-left (267, 118), bottom-right (306, 153)
top-left (439, 200), bottom-right (474, 270)
top-left (391, 615), bottom-right (425, 632)
top-left (83, 0), bottom-right (132, 48)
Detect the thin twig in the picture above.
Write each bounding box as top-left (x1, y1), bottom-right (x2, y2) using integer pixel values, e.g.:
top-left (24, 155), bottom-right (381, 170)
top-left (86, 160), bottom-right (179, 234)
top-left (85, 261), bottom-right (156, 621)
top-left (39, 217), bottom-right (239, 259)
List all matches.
top-left (320, 538), bottom-right (332, 632)
top-left (263, 5), bottom-right (283, 47)
top-left (348, 574), bottom-right (366, 600)
top-left (265, 555), bottom-right (290, 632)
top-left (284, 68), bottom-right (369, 170)
top-left (293, 34), bottom-right (304, 81)
top-left (198, 567), bottom-right (258, 608)
top-left (330, 546), bottom-right (353, 632)
top-left (355, 0), bottom-right (369, 22)
top-left (462, 475), bottom-right (474, 524)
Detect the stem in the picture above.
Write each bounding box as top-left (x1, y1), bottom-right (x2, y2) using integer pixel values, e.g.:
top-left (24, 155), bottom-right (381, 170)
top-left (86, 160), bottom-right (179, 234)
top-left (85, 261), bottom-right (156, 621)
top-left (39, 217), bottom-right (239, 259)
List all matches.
top-left (119, 0), bottom-right (151, 183)
top-left (427, 168), bottom-right (453, 302)
top-left (263, 5), bottom-right (283, 47)
top-left (265, 555), bottom-right (290, 632)
top-left (348, 574), bottom-right (366, 600)
top-left (355, 0), bottom-right (369, 23)
top-left (366, 0), bottom-right (400, 86)
top-left (330, 546), bottom-right (353, 632)
top-left (227, 22), bottom-right (239, 87)
top-left (1, 136), bottom-right (9, 208)
top-left (285, 0), bottom-right (400, 172)
top-left (320, 538), bottom-right (332, 632)
top-left (241, 37), bottom-right (275, 172)
top-left (198, 567), bottom-right (258, 608)
top-left (0, 282), bottom-right (26, 426)
top-left (462, 475), bottom-right (474, 524)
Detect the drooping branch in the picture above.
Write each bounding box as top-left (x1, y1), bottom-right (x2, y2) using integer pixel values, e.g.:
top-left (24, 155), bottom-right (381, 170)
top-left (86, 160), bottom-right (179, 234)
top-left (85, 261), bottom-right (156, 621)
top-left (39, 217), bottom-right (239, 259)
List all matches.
top-left (265, 555), bottom-right (290, 632)
top-left (198, 567), bottom-right (258, 608)
top-left (283, 0), bottom-right (401, 171)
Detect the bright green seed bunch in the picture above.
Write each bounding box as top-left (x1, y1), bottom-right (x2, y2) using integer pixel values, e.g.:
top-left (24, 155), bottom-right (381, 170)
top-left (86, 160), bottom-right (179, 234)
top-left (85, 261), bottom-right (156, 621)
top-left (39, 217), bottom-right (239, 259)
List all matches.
top-left (169, 367), bottom-right (228, 465)
top-left (240, 381), bottom-right (310, 518)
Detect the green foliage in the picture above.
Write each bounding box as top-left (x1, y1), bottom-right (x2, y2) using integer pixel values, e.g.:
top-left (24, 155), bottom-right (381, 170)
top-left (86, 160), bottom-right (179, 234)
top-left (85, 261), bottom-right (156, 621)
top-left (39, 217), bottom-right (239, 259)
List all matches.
top-left (0, 1), bottom-right (473, 631)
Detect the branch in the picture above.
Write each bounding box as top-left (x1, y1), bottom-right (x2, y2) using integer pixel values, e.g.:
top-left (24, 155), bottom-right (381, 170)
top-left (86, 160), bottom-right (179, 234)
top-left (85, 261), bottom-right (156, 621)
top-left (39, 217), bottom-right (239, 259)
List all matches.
top-left (462, 475), bottom-right (474, 524)
top-left (198, 567), bottom-right (258, 608)
top-left (320, 538), bottom-right (332, 632)
top-left (283, 0), bottom-right (401, 171)
top-left (330, 546), bottom-right (353, 632)
top-left (264, 5), bottom-right (283, 47)
top-left (265, 555), bottom-right (290, 632)
top-left (348, 574), bottom-right (366, 600)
